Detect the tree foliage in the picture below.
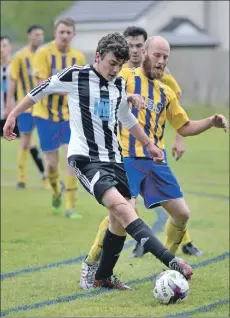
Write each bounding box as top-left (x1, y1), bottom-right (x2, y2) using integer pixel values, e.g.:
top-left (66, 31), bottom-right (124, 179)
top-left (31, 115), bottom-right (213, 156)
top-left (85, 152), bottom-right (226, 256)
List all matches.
top-left (1, 1), bottom-right (74, 41)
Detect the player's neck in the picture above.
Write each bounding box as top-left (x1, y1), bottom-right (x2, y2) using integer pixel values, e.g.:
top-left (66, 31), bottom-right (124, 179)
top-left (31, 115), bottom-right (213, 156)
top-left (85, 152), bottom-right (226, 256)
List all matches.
top-left (28, 44), bottom-right (39, 53)
top-left (1, 56), bottom-right (9, 66)
top-left (55, 41), bottom-right (70, 53)
top-left (128, 60), bottom-right (141, 68)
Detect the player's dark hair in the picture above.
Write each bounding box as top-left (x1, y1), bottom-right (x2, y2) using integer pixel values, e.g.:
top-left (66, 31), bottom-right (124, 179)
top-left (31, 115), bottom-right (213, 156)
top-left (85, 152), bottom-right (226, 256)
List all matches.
top-left (96, 32), bottom-right (130, 61)
top-left (123, 26), bottom-right (148, 41)
top-left (0, 36), bottom-right (11, 42)
top-left (27, 25), bottom-right (43, 34)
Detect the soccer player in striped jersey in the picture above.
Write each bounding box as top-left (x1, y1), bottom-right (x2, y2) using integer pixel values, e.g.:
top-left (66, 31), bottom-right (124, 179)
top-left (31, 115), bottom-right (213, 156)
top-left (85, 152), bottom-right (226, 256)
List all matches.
top-left (5, 26), bottom-right (49, 189)
top-left (32, 18), bottom-right (86, 218)
top-left (79, 28), bottom-right (202, 287)
top-left (4, 32), bottom-right (195, 290)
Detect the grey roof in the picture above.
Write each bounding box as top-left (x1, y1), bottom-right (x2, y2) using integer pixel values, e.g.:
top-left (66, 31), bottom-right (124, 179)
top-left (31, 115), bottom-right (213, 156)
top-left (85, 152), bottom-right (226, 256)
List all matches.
top-left (159, 32), bottom-right (219, 47)
top-left (159, 17), bottom-right (204, 33)
top-left (158, 18), bottom-right (219, 48)
top-left (56, 1), bottom-right (158, 23)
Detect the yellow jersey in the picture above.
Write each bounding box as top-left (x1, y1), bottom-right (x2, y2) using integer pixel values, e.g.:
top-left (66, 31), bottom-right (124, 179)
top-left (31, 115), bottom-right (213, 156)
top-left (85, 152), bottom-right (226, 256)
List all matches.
top-left (161, 73), bottom-right (182, 100)
top-left (33, 41), bottom-right (86, 122)
top-left (10, 46), bottom-right (38, 113)
top-left (119, 67), bottom-right (189, 157)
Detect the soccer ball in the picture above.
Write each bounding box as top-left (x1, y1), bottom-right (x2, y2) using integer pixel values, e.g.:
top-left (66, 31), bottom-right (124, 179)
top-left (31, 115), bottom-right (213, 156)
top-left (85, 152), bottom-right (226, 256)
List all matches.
top-left (153, 270), bottom-right (189, 304)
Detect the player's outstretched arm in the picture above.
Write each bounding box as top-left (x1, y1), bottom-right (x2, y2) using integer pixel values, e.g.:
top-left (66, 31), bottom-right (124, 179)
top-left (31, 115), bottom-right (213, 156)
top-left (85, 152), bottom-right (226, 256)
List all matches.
top-left (177, 114), bottom-right (228, 137)
top-left (3, 95), bottom-right (35, 141)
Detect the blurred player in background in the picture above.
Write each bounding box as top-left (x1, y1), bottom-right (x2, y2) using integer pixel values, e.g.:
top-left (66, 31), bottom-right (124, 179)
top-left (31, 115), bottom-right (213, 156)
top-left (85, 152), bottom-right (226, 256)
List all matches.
top-left (5, 25), bottom-right (49, 189)
top-left (33, 18), bottom-right (86, 218)
top-left (0, 36), bottom-right (20, 137)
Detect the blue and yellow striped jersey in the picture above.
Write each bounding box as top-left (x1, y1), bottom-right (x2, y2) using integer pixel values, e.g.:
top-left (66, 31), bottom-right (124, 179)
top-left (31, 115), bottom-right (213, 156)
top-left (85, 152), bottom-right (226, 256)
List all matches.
top-left (119, 67), bottom-right (189, 157)
top-left (161, 73), bottom-right (182, 100)
top-left (33, 41), bottom-right (86, 122)
top-left (10, 46), bottom-right (38, 113)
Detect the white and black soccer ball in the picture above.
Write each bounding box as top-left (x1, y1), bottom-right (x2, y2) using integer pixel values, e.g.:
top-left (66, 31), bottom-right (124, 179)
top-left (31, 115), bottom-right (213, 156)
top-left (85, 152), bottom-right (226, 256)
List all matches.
top-left (153, 270), bottom-right (189, 304)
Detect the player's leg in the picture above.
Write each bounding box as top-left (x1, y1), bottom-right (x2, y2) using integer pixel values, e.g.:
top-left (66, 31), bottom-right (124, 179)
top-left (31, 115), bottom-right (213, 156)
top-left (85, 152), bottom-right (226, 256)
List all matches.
top-left (69, 157), bottom-right (193, 290)
top-left (17, 113), bottom-right (34, 188)
top-left (35, 117), bottom-right (62, 213)
top-left (29, 140), bottom-right (50, 189)
top-left (80, 198), bottom-right (137, 290)
top-left (80, 158), bottom-right (143, 289)
top-left (139, 154), bottom-right (188, 254)
top-left (97, 186), bottom-right (193, 288)
top-left (161, 198), bottom-right (189, 253)
top-left (60, 121), bottom-right (80, 219)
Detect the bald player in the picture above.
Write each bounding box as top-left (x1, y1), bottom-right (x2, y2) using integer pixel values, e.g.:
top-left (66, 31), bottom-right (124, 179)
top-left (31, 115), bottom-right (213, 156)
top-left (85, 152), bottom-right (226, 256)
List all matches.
top-left (79, 34), bottom-right (228, 290)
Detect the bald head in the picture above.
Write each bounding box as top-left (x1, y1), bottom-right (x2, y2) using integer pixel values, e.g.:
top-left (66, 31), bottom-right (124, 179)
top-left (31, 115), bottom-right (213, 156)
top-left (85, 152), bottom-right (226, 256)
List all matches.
top-left (144, 36), bottom-right (170, 52)
top-left (141, 36), bottom-right (170, 80)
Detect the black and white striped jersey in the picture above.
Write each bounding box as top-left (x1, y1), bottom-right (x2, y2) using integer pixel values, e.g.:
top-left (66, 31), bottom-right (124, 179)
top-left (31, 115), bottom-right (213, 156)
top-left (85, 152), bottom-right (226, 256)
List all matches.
top-left (1, 64), bottom-right (9, 119)
top-left (28, 64), bottom-right (138, 163)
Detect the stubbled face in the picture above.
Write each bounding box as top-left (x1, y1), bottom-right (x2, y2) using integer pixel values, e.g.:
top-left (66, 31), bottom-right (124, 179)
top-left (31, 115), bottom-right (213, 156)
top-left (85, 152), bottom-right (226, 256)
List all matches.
top-left (1, 38), bottom-right (12, 61)
top-left (95, 51), bottom-right (126, 81)
top-left (28, 28), bottom-right (44, 48)
top-left (54, 23), bottom-right (75, 49)
top-left (126, 35), bottom-right (145, 67)
top-left (142, 41), bottom-right (169, 80)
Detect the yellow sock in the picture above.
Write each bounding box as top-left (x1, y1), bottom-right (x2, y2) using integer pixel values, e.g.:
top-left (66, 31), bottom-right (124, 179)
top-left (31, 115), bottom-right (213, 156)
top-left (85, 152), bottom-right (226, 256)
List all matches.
top-left (65, 175), bottom-right (78, 210)
top-left (163, 218), bottom-right (186, 254)
top-left (18, 149), bottom-right (29, 183)
top-left (182, 229), bottom-right (192, 245)
top-left (47, 171), bottom-right (61, 196)
top-left (85, 216), bottom-right (109, 265)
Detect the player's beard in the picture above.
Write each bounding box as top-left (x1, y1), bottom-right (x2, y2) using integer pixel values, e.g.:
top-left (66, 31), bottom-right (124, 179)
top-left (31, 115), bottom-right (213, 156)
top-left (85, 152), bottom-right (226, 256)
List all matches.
top-left (142, 55), bottom-right (164, 80)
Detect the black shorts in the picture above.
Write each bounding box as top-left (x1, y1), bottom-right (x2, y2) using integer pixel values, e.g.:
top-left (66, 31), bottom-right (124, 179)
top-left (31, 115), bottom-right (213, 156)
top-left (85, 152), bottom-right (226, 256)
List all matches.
top-left (68, 155), bottom-right (131, 204)
top-left (0, 119), bottom-right (20, 138)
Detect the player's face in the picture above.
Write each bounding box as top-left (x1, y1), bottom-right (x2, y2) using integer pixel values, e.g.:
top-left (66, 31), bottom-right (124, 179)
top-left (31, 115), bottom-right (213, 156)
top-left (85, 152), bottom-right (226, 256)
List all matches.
top-left (54, 23), bottom-right (75, 48)
top-left (28, 29), bottom-right (44, 48)
top-left (126, 35), bottom-right (145, 66)
top-left (1, 38), bottom-right (12, 60)
top-left (96, 52), bottom-right (125, 81)
top-left (142, 43), bottom-right (169, 80)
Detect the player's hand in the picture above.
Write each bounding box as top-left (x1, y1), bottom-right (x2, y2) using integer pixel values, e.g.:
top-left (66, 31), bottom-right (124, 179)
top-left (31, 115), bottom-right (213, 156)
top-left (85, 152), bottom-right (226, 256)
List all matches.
top-left (127, 94), bottom-right (145, 110)
top-left (172, 136), bottom-right (185, 161)
top-left (3, 115), bottom-right (17, 141)
top-left (210, 114), bottom-right (228, 132)
top-left (145, 141), bottom-right (164, 163)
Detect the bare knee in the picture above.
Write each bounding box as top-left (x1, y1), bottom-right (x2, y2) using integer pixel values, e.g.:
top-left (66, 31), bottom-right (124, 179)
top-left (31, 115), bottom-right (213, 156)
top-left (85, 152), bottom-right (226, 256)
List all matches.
top-left (102, 187), bottom-right (138, 228)
top-left (162, 198), bottom-right (190, 227)
top-left (44, 152), bottom-right (58, 172)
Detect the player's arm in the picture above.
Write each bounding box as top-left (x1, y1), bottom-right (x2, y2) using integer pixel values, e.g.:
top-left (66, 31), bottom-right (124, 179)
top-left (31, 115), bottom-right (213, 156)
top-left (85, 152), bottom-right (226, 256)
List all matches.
top-left (3, 68), bottom-right (75, 140)
top-left (166, 93), bottom-right (228, 136)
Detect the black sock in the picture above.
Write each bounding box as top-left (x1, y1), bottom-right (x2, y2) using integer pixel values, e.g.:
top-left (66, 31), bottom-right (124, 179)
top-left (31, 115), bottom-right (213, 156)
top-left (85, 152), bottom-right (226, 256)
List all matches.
top-left (30, 147), bottom-right (45, 175)
top-left (95, 230), bottom-right (126, 280)
top-left (126, 218), bottom-right (174, 267)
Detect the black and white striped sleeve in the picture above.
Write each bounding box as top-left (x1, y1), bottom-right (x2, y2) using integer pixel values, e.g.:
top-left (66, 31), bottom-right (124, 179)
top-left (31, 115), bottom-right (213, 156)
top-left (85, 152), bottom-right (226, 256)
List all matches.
top-left (27, 66), bottom-right (77, 103)
top-left (117, 78), bottom-right (138, 130)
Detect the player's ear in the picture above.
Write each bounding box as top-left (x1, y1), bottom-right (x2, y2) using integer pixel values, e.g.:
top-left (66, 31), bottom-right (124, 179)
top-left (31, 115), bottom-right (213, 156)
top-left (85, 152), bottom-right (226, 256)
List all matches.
top-left (95, 52), bottom-right (100, 63)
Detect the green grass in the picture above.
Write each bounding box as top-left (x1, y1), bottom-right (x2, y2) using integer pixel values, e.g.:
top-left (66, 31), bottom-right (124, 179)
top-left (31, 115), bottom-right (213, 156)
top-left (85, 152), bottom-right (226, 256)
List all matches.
top-left (1, 107), bottom-right (229, 317)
